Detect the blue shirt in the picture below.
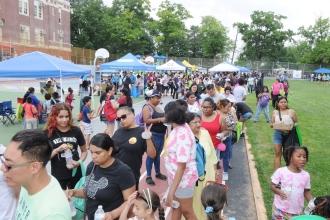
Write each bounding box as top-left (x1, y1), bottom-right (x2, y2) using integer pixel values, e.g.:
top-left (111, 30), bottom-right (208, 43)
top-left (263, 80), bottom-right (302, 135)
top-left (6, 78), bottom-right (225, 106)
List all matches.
top-left (82, 105), bottom-right (91, 123)
top-left (28, 94), bottom-right (40, 107)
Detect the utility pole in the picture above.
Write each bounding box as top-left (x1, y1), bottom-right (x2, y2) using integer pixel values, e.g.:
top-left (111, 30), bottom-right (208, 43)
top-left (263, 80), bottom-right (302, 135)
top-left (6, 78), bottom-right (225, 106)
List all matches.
top-left (231, 28), bottom-right (239, 64)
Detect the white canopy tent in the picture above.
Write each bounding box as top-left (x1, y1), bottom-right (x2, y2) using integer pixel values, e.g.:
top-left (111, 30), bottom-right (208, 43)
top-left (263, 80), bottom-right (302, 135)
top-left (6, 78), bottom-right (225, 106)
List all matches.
top-left (156, 59), bottom-right (186, 71)
top-left (209, 62), bottom-right (239, 72)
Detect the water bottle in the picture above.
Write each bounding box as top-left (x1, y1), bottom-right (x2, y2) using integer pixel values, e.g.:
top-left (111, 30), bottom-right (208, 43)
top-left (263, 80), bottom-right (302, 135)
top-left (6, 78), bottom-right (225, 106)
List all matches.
top-left (64, 149), bottom-right (74, 169)
top-left (304, 198), bottom-right (316, 215)
top-left (69, 200), bottom-right (76, 217)
top-left (94, 205), bottom-right (105, 220)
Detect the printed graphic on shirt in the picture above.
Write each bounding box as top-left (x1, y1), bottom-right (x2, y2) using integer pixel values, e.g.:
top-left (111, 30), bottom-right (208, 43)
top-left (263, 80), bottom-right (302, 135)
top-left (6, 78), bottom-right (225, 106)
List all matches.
top-left (86, 173), bottom-right (108, 199)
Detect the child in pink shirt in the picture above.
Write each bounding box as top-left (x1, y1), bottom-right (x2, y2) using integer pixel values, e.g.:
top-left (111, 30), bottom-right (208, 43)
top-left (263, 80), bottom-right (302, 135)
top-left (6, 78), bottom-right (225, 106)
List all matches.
top-left (271, 146), bottom-right (313, 219)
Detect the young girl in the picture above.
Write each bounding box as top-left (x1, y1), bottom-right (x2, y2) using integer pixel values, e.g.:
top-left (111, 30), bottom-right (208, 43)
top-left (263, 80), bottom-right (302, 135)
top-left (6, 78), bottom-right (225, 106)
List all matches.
top-left (80, 96), bottom-right (95, 148)
top-left (201, 182), bottom-right (227, 220)
top-left (271, 146), bottom-right (313, 219)
top-left (253, 86), bottom-right (271, 123)
top-left (65, 87), bottom-right (74, 110)
top-left (119, 189), bottom-right (165, 220)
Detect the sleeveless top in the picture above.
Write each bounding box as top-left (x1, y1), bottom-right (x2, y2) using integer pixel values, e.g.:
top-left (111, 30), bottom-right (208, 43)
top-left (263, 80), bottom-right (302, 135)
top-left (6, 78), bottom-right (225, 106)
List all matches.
top-left (273, 110), bottom-right (294, 131)
top-left (201, 113), bottom-right (221, 148)
top-left (150, 106), bottom-right (167, 134)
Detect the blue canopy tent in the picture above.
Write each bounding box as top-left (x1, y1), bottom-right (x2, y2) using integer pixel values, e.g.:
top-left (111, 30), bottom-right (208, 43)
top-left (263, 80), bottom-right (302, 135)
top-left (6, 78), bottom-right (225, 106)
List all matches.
top-left (100, 53), bottom-right (155, 71)
top-left (237, 66), bottom-right (251, 73)
top-left (314, 68), bottom-right (330, 74)
top-left (0, 51), bottom-right (90, 78)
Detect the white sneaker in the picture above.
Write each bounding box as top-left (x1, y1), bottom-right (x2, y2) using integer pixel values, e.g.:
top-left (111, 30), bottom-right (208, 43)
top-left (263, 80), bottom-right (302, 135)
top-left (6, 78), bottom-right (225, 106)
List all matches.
top-left (223, 172), bottom-right (229, 181)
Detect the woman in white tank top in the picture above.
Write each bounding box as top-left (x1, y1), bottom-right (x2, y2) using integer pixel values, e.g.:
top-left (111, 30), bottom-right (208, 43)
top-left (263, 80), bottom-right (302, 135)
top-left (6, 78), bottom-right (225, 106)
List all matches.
top-left (271, 96), bottom-right (297, 170)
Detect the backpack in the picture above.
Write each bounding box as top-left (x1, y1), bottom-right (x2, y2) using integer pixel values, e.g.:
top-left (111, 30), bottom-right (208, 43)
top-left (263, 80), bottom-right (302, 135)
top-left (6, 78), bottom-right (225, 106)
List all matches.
top-left (195, 137), bottom-right (206, 179)
top-left (135, 104), bottom-right (153, 126)
top-left (103, 99), bottom-right (117, 122)
top-left (259, 95), bottom-right (269, 108)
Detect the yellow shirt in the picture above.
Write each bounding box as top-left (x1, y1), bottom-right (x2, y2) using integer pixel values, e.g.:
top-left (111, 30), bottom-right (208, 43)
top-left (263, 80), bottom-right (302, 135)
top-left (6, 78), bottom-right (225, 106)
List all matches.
top-left (193, 128), bottom-right (218, 220)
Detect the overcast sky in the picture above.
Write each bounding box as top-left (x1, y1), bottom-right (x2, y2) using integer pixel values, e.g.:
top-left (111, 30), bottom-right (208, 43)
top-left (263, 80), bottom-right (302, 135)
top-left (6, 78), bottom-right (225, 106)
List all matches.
top-left (103, 0), bottom-right (329, 56)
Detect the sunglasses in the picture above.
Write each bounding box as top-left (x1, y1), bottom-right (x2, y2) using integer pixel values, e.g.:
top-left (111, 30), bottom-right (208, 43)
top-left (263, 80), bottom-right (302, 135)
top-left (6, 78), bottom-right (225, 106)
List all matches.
top-left (0, 154), bottom-right (35, 172)
top-left (116, 114), bottom-right (128, 121)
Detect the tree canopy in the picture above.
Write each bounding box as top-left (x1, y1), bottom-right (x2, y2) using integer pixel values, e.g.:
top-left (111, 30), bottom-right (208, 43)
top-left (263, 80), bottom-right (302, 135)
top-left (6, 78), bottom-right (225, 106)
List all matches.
top-left (70, 2), bottom-right (330, 64)
top-left (236, 11), bottom-right (293, 62)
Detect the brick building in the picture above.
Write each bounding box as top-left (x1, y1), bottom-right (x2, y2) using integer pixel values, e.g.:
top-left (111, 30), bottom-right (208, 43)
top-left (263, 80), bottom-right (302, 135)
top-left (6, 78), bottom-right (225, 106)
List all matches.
top-left (0, 0), bottom-right (71, 60)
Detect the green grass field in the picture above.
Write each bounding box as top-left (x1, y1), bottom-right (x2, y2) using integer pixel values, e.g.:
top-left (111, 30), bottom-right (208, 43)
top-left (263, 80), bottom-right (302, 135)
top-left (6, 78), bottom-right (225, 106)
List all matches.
top-left (0, 90), bottom-right (144, 145)
top-left (246, 80), bottom-right (330, 218)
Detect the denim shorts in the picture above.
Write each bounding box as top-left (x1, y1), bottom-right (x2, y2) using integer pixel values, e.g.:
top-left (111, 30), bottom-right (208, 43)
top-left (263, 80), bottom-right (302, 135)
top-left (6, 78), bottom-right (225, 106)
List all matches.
top-left (175, 186), bottom-right (194, 199)
top-left (242, 112), bottom-right (253, 120)
top-left (273, 130), bottom-right (289, 145)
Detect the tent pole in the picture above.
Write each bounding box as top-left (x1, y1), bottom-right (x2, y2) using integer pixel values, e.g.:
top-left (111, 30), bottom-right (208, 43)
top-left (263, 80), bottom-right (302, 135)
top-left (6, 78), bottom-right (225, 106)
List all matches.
top-left (91, 57), bottom-right (97, 110)
top-left (60, 69), bottom-right (63, 102)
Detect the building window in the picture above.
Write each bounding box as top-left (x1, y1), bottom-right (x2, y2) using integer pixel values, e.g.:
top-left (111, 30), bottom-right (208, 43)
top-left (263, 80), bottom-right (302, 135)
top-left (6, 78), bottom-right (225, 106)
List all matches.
top-left (19, 0), bottom-right (29, 16)
top-left (35, 28), bottom-right (45, 46)
top-left (34, 0), bottom-right (43, 19)
top-left (20, 25), bottom-right (30, 44)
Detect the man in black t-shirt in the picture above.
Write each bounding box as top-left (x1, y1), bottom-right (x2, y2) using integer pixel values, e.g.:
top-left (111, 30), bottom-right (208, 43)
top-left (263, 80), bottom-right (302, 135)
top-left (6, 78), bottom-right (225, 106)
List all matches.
top-left (122, 72), bottom-right (132, 96)
top-left (112, 106), bottom-right (156, 189)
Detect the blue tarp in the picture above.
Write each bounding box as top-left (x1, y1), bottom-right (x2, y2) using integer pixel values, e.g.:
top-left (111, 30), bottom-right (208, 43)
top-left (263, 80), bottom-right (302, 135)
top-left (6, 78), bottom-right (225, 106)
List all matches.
top-left (0, 51), bottom-right (90, 78)
top-left (237, 66), bottom-right (251, 72)
top-left (314, 68), bottom-right (330, 74)
top-left (100, 53), bottom-right (155, 71)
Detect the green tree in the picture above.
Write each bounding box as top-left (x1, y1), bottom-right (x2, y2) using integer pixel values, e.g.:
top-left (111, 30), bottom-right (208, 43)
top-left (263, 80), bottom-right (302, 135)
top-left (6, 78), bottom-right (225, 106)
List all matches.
top-left (236, 11), bottom-right (293, 61)
top-left (107, 0), bottom-right (155, 55)
top-left (70, 0), bottom-right (108, 49)
top-left (187, 25), bottom-right (203, 57)
top-left (285, 17), bottom-right (330, 64)
top-left (155, 0), bottom-right (191, 56)
top-left (199, 16), bottom-right (231, 58)
top-left (299, 17), bottom-right (330, 46)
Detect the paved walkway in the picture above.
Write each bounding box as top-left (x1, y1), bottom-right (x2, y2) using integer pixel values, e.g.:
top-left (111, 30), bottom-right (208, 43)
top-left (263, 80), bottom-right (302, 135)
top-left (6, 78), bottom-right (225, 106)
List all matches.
top-left (224, 137), bottom-right (258, 220)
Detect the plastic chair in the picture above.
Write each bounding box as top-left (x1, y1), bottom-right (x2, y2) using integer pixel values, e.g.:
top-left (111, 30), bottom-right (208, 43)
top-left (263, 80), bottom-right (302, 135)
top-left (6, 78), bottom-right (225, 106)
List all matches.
top-left (0, 101), bottom-right (16, 125)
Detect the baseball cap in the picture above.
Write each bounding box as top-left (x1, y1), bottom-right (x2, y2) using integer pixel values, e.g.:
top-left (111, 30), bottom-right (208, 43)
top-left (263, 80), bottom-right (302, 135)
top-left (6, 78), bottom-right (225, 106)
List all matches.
top-left (146, 90), bottom-right (161, 98)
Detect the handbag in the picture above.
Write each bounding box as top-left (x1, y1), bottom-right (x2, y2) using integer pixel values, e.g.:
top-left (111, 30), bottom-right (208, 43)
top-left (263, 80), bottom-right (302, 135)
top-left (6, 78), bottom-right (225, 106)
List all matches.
top-left (282, 126), bottom-right (301, 148)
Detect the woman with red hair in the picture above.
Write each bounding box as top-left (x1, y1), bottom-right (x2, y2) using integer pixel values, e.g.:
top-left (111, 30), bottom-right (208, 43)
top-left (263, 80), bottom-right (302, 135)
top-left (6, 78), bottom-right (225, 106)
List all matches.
top-left (44, 103), bottom-right (88, 189)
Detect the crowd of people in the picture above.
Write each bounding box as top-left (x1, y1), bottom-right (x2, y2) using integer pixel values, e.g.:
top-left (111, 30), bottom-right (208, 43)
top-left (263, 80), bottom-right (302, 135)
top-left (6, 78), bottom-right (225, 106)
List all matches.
top-left (0, 70), bottom-right (329, 220)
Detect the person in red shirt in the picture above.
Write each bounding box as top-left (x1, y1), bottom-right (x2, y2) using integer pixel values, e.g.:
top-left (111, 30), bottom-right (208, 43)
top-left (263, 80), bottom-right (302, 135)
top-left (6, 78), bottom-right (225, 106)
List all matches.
top-left (22, 97), bottom-right (38, 129)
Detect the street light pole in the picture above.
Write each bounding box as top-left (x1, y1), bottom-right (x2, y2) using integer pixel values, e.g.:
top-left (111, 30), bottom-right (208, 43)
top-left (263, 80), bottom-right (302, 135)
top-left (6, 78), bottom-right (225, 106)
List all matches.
top-left (231, 28), bottom-right (239, 64)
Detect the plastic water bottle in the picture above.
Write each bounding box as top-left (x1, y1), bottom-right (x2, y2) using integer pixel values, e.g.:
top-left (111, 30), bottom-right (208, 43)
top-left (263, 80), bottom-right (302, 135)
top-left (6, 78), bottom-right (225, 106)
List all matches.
top-left (64, 149), bottom-right (74, 169)
top-left (94, 205), bottom-right (105, 220)
top-left (304, 198), bottom-right (316, 215)
top-left (69, 200), bottom-right (76, 217)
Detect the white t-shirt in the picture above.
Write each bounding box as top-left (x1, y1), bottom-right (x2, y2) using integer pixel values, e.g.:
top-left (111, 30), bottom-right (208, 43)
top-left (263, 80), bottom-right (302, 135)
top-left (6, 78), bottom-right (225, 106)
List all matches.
top-left (233, 85), bottom-right (247, 103)
top-left (0, 145), bottom-right (17, 220)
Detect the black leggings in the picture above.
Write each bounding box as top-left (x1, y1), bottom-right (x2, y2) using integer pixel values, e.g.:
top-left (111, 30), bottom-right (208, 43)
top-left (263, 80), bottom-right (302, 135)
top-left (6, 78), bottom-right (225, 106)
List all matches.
top-left (57, 167), bottom-right (83, 189)
top-left (272, 94), bottom-right (279, 108)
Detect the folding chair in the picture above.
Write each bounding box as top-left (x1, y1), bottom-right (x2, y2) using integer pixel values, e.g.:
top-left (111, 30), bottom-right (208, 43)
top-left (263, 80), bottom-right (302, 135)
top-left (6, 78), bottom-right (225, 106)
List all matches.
top-left (0, 101), bottom-right (16, 125)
